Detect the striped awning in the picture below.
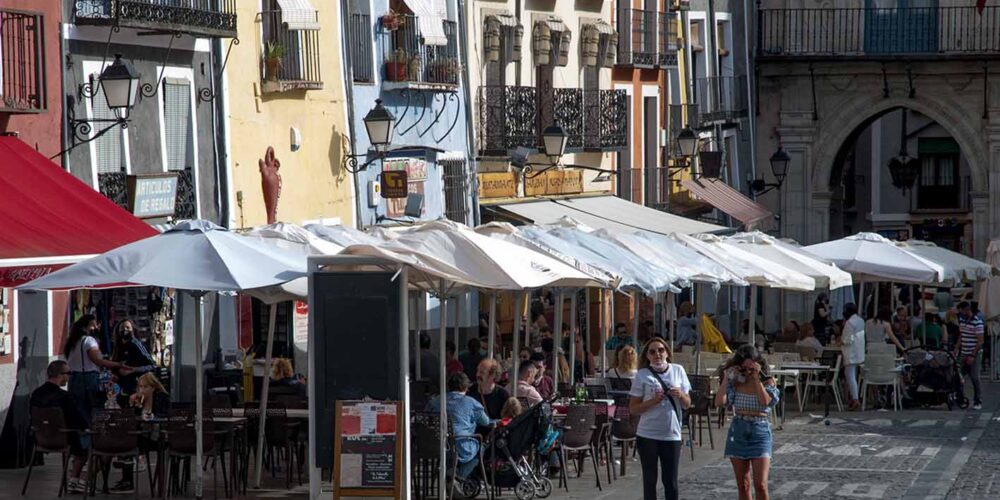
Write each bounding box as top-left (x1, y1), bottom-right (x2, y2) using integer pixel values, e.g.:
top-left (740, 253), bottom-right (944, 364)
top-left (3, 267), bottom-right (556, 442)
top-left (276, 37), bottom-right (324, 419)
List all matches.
top-left (487, 11), bottom-right (519, 28)
top-left (589, 20), bottom-right (615, 36)
top-left (680, 178), bottom-right (773, 230)
top-left (276, 0), bottom-right (320, 30)
top-left (538, 17), bottom-right (567, 33)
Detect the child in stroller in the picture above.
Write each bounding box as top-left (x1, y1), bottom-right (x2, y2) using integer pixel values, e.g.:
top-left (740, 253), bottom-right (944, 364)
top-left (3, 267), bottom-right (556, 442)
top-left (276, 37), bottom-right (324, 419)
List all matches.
top-left (902, 346), bottom-right (969, 410)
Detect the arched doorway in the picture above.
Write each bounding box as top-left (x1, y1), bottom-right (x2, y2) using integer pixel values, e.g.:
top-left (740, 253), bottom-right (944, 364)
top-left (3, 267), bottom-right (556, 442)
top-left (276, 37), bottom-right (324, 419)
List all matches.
top-left (826, 106), bottom-right (973, 253)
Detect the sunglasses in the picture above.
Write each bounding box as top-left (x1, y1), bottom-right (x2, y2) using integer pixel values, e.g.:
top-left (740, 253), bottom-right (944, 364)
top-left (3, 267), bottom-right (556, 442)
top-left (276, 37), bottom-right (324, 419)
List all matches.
top-left (649, 347), bottom-right (667, 354)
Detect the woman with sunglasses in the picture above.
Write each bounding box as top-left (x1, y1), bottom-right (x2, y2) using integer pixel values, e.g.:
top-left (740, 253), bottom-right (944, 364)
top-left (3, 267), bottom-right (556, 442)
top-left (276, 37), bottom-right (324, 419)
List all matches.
top-left (628, 337), bottom-right (691, 500)
top-left (715, 344), bottom-right (780, 500)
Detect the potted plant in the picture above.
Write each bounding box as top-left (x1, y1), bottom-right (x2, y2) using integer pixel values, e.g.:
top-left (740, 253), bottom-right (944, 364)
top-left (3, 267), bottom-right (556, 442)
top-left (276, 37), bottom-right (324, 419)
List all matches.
top-left (384, 49), bottom-right (408, 81)
top-left (408, 53), bottom-right (422, 82)
top-left (381, 10), bottom-right (404, 31)
top-left (264, 41), bottom-right (284, 81)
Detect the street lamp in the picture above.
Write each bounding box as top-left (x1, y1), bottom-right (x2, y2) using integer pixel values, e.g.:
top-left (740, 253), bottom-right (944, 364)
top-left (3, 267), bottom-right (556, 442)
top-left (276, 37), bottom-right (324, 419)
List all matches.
top-left (750, 145), bottom-right (791, 196)
top-left (887, 109), bottom-right (918, 193)
top-left (542, 122), bottom-right (568, 166)
top-left (677, 125), bottom-right (699, 158)
top-left (99, 54), bottom-right (141, 119)
top-left (363, 99), bottom-right (396, 152)
top-left (346, 99), bottom-right (399, 173)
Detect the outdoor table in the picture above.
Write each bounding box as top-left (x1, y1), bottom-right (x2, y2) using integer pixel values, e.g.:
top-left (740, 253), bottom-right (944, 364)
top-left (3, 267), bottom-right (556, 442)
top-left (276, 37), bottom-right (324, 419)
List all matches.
top-left (231, 407), bottom-right (307, 419)
top-left (770, 368), bottom-right (800, 427)
top-left (778, 362), bottom-right (837, 417)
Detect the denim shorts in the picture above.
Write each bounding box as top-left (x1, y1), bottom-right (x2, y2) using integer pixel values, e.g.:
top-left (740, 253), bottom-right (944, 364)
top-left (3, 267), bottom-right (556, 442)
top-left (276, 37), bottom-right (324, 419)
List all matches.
top-left (724, 415), bottom-right (772, 460)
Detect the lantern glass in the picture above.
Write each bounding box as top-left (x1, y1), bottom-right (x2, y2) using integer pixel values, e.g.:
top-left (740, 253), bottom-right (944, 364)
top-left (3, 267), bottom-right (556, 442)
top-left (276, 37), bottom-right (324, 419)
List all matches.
top-left (769, 147), bottom-right (791, 183)
top-left (99, 54), bottom-right (140, 111)
top-left (677, 126), bottom-right (698, 158)
top-left (542, 122), bottom-right (567, 159)
top-left (363, 99), bottom-right (396, 149)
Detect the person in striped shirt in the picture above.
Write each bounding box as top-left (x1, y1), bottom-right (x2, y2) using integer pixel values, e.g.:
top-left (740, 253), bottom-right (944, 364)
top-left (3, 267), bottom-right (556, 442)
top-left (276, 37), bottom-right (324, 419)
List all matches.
top-left (954, 301), bottom-right (984, 410)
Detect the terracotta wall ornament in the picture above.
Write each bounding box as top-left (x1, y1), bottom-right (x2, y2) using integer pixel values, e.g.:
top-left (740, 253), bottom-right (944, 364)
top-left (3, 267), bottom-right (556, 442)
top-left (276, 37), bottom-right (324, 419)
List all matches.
top-left (259, 146), bottom-right (282, 224)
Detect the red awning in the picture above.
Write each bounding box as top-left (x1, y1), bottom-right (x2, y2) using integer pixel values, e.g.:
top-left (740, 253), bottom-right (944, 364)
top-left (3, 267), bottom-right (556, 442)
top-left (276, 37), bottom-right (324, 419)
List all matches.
top-left (0, 137), bottom-right (158, 286)
top-left (680, 178), bottom-right (773, 230)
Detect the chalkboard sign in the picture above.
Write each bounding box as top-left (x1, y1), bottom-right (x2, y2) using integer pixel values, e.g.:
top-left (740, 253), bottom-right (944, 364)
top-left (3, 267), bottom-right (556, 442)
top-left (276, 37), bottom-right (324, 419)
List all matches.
top-left (333, 400), bottom-right (402, 498)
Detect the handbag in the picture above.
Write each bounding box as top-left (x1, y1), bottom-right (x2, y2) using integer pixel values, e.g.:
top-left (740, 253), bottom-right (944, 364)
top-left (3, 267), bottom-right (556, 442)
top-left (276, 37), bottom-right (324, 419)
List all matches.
top-left (77, 335), bottom-right (107, 408)
top-left (649, 367), bottom-right (683, 426)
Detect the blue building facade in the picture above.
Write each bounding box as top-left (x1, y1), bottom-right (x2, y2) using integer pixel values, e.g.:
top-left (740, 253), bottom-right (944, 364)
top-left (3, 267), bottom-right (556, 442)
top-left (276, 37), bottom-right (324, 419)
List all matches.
top-left (342, 0), bottom-right (475, 228)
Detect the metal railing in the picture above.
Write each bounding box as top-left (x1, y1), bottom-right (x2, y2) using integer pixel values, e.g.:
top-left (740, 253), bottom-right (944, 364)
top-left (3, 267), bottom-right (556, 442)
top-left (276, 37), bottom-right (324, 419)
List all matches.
top-left (692, 75), bottom-right (748, 124)
top-left (441, 159), bottom-right (470, 223)
top-left (0, 9), bottom-right (45, 113)
top-left (348, 13), bottom-right (373, 83)
top-left (617, 8), bottom-right (657, 67)
top-left (74, 0), bottom-right (237, 38)
top-left (583, 89), bottom-right (628, 151)
top-left (759, 6), bottom-right (1000, 57)
top-left (618, 166), bottom-right (689, 211)
top-left (261, 9), bottom-right (322, 89)
top-left (478, 85), bottom-right (537, 156)
top-left (384, 15), bottom-right (459, 85)
top-left (666, 103), bottom-right (699, 160)
top-left (658, 11), bottom-right (679, 66)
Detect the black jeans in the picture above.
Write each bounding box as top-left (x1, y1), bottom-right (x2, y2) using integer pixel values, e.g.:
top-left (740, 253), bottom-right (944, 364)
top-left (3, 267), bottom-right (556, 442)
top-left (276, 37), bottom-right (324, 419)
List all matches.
top-left (637, 436), bottom-right (681, 500)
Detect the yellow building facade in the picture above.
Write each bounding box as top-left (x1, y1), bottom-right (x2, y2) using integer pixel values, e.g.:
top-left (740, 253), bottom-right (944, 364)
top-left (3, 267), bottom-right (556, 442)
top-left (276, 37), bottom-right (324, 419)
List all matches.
top-left (225, 2), bottom-right (354, 229)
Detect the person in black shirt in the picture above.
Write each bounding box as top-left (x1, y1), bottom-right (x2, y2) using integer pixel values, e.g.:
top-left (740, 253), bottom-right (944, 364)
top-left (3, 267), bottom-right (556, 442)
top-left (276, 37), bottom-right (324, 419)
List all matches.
top-left (110, 319), bottom-right (158, 395)
top-left (458, 337), bottom-right (486, 381)
top-left (30, 360), bottom-right (89, 493)
top-left (466, 358), bottom-right (509, 419)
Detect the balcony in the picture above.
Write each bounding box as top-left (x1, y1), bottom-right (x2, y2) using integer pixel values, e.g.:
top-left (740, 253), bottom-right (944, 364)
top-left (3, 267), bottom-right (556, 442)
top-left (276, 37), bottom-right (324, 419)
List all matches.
top-left (478, 85), bottom-right (537, 157)
top-left (666, 103), bottom-right (699, 160)
top-left (758, 6), bottom-right (1000, 59)
top-left (692, 76), bottom-right (748, 125)
top-left (383, 15), bottom-right (459, 89)
top-left (583, 89), bottom-right (628, 152)
top-left (74, 0), bottom-right (237, 38)
top-left (616, 8), bottom-right (657, 67)
top-left (0, 10), bottom-right (45, 113)
top-left (617, 167), bottom-right (707, 213)
top-left (658, 12), bottom-right (679, 67)
top-left (260, 9), bottom-right (322, 92)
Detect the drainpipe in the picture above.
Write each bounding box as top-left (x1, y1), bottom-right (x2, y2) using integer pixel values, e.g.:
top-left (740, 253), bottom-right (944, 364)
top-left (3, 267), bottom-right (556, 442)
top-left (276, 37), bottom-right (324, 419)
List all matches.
top-left (515, 0), bottom-right (521, 86)
top-left (339, 0), bottom-right (364, 229)
top-left (208, 37), bottom-right (230, 227)
top-left (743, 0), bottom-right (758, 191)
top-left (457, 0), bottom-right (480, 226)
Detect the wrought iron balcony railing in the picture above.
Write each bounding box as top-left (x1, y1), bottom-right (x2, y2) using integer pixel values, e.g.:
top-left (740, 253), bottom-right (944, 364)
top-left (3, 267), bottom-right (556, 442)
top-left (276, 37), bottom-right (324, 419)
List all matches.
top-left (383, 15), bottom-right (459, 86)
top-left (666, 103), bottom-right (700, 161)
top-left (658, 12), bottom-right (679, 67)
top-left (758, 6), bottom-right (1000, 58)
top-left (617, 8), bottom-right (657, 67)
top-left (583, 89), bottom-right (627, 152)
top-left (479, 85), bottom-right (537, 156)
top-left (74, 0), bottom-right (237, 38)
top-left (0, 9), bottom-right (45, 113)
top-left (260, 9), bottom-right (322, 91)
top-left (692, 75), bottom-right (748, 124)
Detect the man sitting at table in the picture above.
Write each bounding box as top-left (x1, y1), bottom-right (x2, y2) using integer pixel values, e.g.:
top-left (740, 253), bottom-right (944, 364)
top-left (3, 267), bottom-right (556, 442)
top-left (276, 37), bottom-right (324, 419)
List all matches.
top-left (31, 360), bottom-right (89, 494)
top-left (426, 372), bottom-right (491, 479)
top-left (513, 360), bottom-right (544, 406)
top-left (529, 353), bottom-right (554, 399)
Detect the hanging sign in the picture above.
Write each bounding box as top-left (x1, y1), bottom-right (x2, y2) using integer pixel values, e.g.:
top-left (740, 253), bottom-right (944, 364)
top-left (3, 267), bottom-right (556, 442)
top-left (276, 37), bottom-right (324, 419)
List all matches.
top-left (380, 170), bottom-right (408, 199)
top-left (128, 173), bottom-right (179, 218)
top-left (332, 400), bottom-right (402, 497)
top-left (477, 172), bottom-right (519, 199)
top-left (525, 169), bottom-right (583, 196)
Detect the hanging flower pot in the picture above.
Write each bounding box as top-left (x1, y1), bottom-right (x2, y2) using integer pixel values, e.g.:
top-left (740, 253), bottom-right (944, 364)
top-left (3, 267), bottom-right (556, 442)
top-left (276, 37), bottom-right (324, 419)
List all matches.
top-left (381, 11), bottom-right (403, 31)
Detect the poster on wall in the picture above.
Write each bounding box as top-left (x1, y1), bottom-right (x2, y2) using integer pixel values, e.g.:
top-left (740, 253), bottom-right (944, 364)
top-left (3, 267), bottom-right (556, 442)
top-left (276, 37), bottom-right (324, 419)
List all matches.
top-left (383, 157), bottom-right (427, 217)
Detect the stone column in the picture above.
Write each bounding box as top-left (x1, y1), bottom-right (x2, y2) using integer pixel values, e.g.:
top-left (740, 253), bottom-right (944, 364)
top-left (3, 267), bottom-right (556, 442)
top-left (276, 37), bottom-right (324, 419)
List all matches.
top-left (776, 117), bottom-right (818, 244)
top-left (971, 192), bottom-right (990, 261)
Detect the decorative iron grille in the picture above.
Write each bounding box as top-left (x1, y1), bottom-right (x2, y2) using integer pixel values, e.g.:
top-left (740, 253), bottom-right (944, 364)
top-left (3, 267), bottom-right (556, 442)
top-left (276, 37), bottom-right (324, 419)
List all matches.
top-left (98, 172), bottom-right (129, 211)
top-left (74, 0), bottom-right (237, 38)
top-left (348, 13), bottom-right (373, 83)
top-left (441, 159), bottom-right (469, 223)
top-left (617, 8), bottom-right (657, 67)
top-left (384, 15), bottom-right (459, 85)
top-left (478, 85), bottom-right (537, 156)
top-left (583, 89), bottom-right (627, 151)
top-left (175, 168), bottom-right (196, 220)
top-left (261, 9), bottom-right (322, 90)
top-left (758, 5), bottom-right (1000, 57)
top-left (0, 9), bottom-right (45, 113)
top-left (552, 88), bottom-right (583, 151)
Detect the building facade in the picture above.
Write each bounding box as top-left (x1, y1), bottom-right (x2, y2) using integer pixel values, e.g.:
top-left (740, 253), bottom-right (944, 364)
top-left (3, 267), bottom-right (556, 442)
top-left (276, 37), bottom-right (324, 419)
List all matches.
top-left (226, 0), bottom-right (354, 229)
top-left (342, 0), bottom-right (475, 229)
top-left (755, 0), bottom-right (1000, 259)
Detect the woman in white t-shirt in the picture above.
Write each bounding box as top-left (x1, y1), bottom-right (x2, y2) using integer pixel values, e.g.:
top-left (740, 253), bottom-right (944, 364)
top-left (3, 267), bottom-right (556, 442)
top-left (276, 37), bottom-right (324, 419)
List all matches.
top-left (63, 315), bottom-right (127, 423)
top-left (628, 338), bottom-right (691, 500)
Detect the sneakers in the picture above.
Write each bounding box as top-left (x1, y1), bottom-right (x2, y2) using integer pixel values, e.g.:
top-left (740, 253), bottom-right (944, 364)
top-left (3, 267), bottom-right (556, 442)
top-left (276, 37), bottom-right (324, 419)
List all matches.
top-left (67, 478), bottom-right (87, 494)
top-left (110, 479), bottom-right (135, 495)
top-left (973, 402), bottom-right (983, 410)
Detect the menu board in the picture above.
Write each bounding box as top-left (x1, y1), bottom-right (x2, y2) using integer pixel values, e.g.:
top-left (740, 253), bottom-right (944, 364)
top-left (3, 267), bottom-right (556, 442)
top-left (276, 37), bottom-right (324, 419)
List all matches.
top-left (333, 401), bottom-right (401, 497)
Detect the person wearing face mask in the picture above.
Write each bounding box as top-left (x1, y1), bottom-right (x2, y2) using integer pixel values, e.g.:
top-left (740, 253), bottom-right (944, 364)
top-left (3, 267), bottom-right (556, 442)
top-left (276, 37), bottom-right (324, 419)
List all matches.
top-left (110, 319), bottom-right (157, 396)
top-left (628, 338), bottom-right (691, 500)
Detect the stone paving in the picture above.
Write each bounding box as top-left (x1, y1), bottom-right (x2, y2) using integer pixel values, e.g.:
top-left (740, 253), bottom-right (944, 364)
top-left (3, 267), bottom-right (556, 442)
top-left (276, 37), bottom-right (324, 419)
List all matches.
top-left (2, 383), bottom-right (1000, 498)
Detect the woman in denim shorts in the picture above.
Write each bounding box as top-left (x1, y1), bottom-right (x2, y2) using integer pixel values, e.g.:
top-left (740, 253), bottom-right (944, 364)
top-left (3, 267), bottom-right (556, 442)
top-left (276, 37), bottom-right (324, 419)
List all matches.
top-left (715, 345), bottom-right (780, 500)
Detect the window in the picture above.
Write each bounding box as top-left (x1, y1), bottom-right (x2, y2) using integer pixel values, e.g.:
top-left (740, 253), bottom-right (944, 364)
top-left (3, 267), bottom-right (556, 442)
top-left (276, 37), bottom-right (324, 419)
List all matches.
top-left (916, 138), bottom-right (961, 210)
top-left (0, 10), bottom-right (45, 113)
top-left (163, 79), bottom-right (194, 171)
top-left (441, 158), bottom-right (469, 223)
top-left (92, 88), bottom-right (127, 175)
top-left (261, 0), bottom-right (322, 90)
top-left (716, 21), bottom-right (729, 56)
top-left (690, 20), bottom-right (704, 52)
top-left (347, 11), bottom-right (373, 82)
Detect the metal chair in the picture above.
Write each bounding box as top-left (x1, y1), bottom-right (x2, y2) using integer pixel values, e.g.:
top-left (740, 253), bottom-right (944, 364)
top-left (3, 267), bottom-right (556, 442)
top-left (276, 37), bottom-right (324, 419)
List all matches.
top-left (556, 404), bottom-right (601, 492)
top-left (610, 402), bottom-right (638, 478)
top-left (410, 412), bottom-right (450, 499)
top-left (803, 351), bottom-right (843, 412)
top-left (22, 407), bottom-right (71, 497)
top-left (687, 375), bottom-right (714, 450)
top-left (84, 409), bottom-right (144, 500)
top-left (862, 353), bottom-right (902, 411)
top-left (163, 408), bottom-right (223, 499)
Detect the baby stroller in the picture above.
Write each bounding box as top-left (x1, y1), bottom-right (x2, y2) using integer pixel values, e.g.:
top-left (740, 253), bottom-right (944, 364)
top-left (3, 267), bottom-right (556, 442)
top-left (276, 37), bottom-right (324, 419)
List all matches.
top-left (471, 400), bottom-right (555, 500)
top-left (902, 346), bottom-right (969, 410)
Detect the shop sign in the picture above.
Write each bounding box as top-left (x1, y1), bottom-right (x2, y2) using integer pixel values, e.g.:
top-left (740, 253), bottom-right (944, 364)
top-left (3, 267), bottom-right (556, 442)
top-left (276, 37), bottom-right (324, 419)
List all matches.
top-left (128, 173), bottom-right (178, 218)
top-left (524, 169), bottom-right (583, 196)
top-left (380, 171), bottom-right (408, 199)
top-left (383, 157), bottom-right (427, 217)
top-left (477, 172), bottom-right (518, 199)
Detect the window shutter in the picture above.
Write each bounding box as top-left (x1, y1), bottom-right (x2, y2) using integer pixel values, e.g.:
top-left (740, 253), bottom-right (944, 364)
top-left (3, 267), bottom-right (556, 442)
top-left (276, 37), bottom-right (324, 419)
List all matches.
top-left (163, 80), bottom-right (193, 171)
top-left (93, 88), bottom-right (126, 174)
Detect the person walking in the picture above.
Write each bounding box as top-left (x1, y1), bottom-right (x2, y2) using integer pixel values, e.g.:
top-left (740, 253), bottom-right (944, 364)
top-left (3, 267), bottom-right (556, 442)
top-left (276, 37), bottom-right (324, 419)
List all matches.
top-left (628, 337), bottom-right (691, 500)
top-left (955, 301), bottom-right (985, 410)
top-left (64, 315), bottom-right (127, 424)
top-left (839, 303), bottom-right (866, 411)
top-left (715, 345), bottom-right (780, 500)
